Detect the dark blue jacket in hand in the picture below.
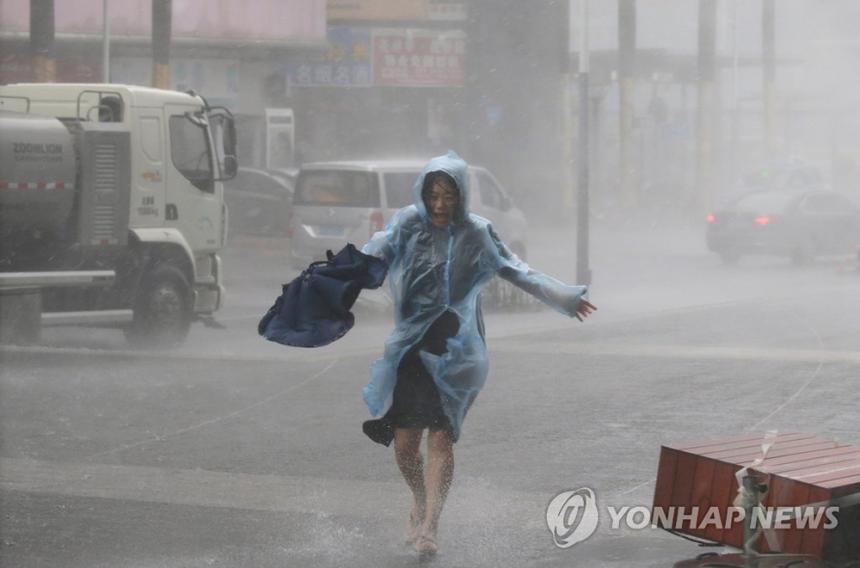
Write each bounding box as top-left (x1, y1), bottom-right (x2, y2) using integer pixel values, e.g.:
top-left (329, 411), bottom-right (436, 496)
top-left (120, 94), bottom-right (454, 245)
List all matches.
top-left (258, 243), bottom-right (388, 348)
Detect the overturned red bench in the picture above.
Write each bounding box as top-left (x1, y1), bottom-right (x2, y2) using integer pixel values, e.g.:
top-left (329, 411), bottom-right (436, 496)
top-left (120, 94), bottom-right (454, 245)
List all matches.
top-left (652, 432), bottom-right (860, 563)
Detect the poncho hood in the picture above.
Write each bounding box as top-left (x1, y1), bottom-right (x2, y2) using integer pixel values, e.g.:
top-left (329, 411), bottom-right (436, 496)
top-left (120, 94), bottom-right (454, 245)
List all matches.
top-left (412, 150), bottom-right (470, 225)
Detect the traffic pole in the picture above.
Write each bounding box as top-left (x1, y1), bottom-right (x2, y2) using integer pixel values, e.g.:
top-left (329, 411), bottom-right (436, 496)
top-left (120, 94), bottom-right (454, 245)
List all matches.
top-left (697, 0), bottom-right (717, 215)
top-left (618, 0), bottom-right (636, 207)
top-left (762, 0), bottom-right (776, 161)
top-left (30, 0), bottom-right (56, 82)
top-left (562, 0), bottom-right (575, 210)
top-left (152, 0), bottom-right (172, 89)
top-left (576, 0), bottom-right (591, 286)
top-left (730, 0), bottom-right (740, 182)
top-left (102, 0), bottom-right (111, 83)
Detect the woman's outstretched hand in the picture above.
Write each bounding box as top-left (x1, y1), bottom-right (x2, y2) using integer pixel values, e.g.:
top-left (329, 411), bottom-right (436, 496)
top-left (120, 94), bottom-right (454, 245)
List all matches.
top-left (575, 299), bottom-right (597, 322)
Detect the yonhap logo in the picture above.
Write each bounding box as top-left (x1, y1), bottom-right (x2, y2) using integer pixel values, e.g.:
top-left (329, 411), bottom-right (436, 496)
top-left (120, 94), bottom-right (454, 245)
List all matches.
top-left (546, 488), bottom-right (599, 548)
top-left (544, 486), bottom-right (840, 552)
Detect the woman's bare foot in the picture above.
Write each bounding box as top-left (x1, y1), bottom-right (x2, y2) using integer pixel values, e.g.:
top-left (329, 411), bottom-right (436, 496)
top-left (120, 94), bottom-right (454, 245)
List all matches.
top-left (405, 502), bottom-right (424, 544)
top-left (414, 530), bottom-right (438, 557)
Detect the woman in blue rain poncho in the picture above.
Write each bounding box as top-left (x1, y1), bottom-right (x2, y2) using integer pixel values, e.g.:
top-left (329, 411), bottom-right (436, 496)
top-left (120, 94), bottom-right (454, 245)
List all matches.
top-left (360, 151), bottom-right (596, 556)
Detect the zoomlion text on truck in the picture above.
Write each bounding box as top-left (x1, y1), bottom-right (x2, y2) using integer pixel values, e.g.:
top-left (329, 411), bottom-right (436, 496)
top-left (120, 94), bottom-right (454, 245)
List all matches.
top-left (0, 83), bottom-right (237, 347)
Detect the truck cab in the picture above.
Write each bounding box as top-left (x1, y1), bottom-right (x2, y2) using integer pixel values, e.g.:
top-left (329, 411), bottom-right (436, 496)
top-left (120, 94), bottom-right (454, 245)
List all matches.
top-left (0, 83), bottom-right (237, 346)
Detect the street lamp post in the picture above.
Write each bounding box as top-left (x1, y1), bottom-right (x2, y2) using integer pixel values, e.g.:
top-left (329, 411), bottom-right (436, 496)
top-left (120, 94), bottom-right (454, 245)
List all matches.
top-left (152, 0), bottom-right (172, 89)
top-left (763, 0), bottom-right (776, 161)
top-left (102, 0), bottom-right (110, 82)
top-left (30, 0), bottom-right (56, 82)
top-left (576, 0), bottom-right (591, 286)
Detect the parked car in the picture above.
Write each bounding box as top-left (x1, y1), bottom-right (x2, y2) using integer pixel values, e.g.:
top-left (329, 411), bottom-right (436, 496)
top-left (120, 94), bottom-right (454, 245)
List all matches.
top-left (706, 189), bottom-right (860, 264)
top-left (223, 167), bottom-right (293, 238)
top-left (289, 160), bottom-right (528, 267)
top-left (739, 160), bottom-right (825, 192)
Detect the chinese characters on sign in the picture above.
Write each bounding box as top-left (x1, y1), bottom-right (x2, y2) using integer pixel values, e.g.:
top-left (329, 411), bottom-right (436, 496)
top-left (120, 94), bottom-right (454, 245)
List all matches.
top-left (285, 26), bottom-right (372, 87)
top-left (372, 29), bottom-right (465, 87)
top-left (284, 27), bottom-right (465, 88)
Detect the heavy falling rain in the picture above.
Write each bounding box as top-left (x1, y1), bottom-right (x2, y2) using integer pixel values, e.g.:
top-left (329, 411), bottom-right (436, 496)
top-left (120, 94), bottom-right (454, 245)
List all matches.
top-left (2, 1), bottom-right (860, 567)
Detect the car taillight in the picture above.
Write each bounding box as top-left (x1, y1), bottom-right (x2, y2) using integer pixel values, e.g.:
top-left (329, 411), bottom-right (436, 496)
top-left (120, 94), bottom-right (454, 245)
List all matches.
top-left (755, 215), bottom-right (771, 226)
top-left (369, 211), bottom-right (384, 236)
top-left (706, 213), bottom-right (716, 224)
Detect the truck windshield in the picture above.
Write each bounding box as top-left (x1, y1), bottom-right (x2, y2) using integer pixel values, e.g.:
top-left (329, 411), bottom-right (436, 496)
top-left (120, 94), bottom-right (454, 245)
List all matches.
top-left (169, 114), bottom-right (213, 192)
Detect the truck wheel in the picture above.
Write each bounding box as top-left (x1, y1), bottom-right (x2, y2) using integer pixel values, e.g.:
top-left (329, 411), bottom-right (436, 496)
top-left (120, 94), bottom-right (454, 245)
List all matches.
top-left (126, 265), bottom-right (192, 348)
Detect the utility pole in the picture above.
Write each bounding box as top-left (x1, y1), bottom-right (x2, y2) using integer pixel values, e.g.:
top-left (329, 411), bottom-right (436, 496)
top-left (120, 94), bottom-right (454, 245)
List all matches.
top-left (762, 0), bottom-right (776, 161)
top-left (576, 0), bottom-right (591, 286)
top-left (30, 0), bottom-right (56, 82)
top-left (697, 0), bottom-right (717, 213)
top-left (102, 0), bottom-right (111, 82)
top-left (730, 0), bottom-right (740, 182)
top-left (562, 0), bottom-right (575, 210)
top-left (618, 0), bottom-right (636, 207)
top-left (152, 0), bottom-right (172, 89)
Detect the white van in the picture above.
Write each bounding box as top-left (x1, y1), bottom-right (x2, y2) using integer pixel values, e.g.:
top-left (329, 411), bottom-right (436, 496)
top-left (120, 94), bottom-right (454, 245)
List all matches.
top-left (289, 160), bottom-right (528, 268)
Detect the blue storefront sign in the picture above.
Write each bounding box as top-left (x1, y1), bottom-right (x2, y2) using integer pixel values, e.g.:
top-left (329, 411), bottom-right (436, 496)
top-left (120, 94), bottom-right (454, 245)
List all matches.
top-left (282, 26), bottom-right (372, 87)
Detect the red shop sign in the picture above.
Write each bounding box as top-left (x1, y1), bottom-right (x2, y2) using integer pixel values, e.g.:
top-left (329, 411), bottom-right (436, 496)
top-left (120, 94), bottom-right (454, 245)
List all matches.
top-left (372, 29), bottom-right (465, 87)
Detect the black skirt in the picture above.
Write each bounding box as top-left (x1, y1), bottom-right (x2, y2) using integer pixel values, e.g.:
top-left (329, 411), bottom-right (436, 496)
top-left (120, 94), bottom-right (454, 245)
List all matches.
top-left (362, 311), bottom-right (459, 446)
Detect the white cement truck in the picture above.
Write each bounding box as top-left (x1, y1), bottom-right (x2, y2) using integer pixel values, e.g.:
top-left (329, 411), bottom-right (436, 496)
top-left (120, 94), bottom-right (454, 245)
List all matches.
top-left (0, 83), bottom-right (237, 347)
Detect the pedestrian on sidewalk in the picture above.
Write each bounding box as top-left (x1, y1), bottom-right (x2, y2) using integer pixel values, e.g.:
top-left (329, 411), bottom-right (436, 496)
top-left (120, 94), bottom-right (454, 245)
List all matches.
top-left (359, 151), bottom-right (596, 557)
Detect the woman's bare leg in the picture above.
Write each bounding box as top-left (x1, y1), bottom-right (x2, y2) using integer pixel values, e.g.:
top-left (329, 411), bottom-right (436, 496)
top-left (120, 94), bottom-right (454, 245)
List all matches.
top-left (393, 428), bottom-right (426, 539)
top-left (419, 428), bottom-right (454, 549)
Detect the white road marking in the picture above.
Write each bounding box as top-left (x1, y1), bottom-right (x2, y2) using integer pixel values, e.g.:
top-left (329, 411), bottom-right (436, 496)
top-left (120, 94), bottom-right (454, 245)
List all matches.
top-left (0, 457), bottom-right (548, 530)
top-left (4, 337), bottom-right (860, 367)
top-left (495, 341), bottom-right (860, 365)
top-left (745, 309), bottom-right (828, 432)
top-left (85, 359), bottom-right (340, 460)
top-left (2, 285), bottom-right (854, 365)
top-left (0, 342), bottom-right (376, 364)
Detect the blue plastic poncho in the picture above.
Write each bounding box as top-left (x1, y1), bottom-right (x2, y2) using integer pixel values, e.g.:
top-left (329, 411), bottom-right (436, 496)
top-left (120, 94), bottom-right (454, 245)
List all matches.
top-left (361, 151), bottom-right (587, 441)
